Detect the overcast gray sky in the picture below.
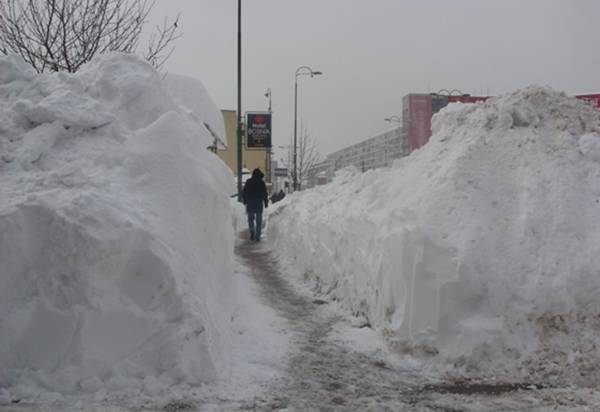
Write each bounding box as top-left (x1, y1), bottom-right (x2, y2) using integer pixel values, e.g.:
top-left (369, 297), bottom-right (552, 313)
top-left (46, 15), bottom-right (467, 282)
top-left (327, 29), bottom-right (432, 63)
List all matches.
top-left (147, 0), bottom-right (600, 159)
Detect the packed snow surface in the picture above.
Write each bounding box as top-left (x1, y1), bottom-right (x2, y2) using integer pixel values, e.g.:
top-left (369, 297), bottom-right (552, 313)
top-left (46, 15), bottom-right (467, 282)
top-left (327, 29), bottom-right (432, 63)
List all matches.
top-left (0, 54), bottom-right (237, 396)
top-left (270, 86), bottom-right (600, 385)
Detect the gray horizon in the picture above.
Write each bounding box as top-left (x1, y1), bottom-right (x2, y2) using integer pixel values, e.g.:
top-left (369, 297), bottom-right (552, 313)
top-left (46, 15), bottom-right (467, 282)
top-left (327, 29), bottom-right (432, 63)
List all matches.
top-left (147, 0), bottom-right (600, 159)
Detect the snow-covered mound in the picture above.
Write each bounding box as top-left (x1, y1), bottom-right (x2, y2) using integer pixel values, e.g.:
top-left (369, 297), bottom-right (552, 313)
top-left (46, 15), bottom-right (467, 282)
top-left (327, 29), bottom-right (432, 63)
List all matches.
top-left (269, 86), bottom-right (600, 385)
top-left (0, 53), bottom-right (236, 396)
top-left (163, 73), bottom-right (226, 147)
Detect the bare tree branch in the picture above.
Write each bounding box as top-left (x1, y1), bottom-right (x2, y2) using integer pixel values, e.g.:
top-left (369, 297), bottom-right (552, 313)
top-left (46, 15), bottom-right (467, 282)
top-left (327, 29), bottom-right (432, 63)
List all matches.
top-left (0, 0), bottom-right (180, 72)
top-left (143, 13), bottom-right (180, 71)
top-left (296, 123), bottom-right (322, 190)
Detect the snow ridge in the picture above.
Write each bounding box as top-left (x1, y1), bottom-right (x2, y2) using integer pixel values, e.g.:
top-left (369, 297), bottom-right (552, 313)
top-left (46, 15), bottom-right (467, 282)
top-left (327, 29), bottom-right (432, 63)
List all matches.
top-left (0, 53), bottom-right (236, 397)
top-left (270, 86), bottom-right (600, 385)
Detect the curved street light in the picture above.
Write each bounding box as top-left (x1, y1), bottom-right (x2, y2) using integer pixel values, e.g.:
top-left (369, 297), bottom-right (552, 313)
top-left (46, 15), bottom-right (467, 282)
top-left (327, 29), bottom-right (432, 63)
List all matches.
top-left (430, 89), bottom-right (469, 97)
top-left (384, 115), bottom-right (402, 124)
top-left (293, 65), bottom-right (322, 191)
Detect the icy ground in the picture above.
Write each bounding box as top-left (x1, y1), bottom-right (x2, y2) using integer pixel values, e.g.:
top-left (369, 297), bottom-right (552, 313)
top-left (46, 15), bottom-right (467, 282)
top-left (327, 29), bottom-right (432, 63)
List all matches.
top-left (4, 233), bottom-right (600, 412)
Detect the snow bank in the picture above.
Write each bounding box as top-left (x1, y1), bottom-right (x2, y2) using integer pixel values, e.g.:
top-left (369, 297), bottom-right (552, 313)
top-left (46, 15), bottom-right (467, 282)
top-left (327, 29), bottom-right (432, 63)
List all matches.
top-left (231, 198), bottom-right (249, 233)
top-left (163, 73), bottom-right (226, 147)
top-left (269, 86), bottom-right (600, 385)
top-left (0, 53), bottom-right (236, 396)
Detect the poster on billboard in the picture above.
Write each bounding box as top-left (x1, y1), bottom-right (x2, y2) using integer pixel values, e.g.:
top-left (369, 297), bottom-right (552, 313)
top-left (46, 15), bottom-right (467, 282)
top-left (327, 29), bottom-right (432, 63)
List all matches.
top-left (246, 112), bottom-right (272, 149)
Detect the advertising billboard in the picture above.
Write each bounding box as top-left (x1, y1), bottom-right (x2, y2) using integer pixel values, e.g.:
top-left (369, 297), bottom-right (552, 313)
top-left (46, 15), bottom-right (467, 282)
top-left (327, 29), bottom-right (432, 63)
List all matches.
top-left (246, 112), bottom-right (272, 149)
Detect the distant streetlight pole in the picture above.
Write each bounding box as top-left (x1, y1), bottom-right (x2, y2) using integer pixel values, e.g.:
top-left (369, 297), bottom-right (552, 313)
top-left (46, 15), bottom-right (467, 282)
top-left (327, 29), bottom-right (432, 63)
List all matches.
top-left (265, 88), bottom-right (272, 186)
top-left (236, 0), bottom-right (243, 201)
top-left (265, 88), bottom-right (272, 112)
top-left (293, 66), bottom-right (322, 191)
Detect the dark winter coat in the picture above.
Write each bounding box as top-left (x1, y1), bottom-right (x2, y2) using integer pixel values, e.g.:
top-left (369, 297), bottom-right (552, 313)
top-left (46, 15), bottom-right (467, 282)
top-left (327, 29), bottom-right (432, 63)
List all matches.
top-left (242, 168), bottom-right (268, 213)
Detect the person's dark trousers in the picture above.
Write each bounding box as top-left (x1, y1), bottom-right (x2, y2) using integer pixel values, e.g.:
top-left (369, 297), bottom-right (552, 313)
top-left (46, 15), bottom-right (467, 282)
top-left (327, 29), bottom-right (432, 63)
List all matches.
top-left (247, 212), bottom-right (263, 241)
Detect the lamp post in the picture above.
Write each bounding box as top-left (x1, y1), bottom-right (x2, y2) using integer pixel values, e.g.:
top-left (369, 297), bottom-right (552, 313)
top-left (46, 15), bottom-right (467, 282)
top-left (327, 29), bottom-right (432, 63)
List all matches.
top-left (265, 88), bottom-right (272, 186)
top-left (265, 88), bottom-right (272, 112)
top-left (236, 0), bottom-right (243, 201)
top-left (293, 65), bottom-right (322, 191)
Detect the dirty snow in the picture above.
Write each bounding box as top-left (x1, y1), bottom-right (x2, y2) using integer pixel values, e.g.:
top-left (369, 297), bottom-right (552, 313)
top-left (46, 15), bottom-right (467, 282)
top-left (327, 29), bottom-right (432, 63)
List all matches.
top-left (269, 86), bottom-right (600, 387)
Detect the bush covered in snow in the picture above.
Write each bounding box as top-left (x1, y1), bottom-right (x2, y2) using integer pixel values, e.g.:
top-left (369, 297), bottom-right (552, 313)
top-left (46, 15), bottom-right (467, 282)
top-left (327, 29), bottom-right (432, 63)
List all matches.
top-left (269, 86), bottom-right (600, 385)
top-left (0, 53), bottom-right (236, 396)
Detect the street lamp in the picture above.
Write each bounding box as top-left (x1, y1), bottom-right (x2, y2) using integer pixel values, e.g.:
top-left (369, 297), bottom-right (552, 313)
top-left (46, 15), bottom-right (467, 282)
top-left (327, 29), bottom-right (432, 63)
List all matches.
top-left (430, 89), bottom-right (469, 97)
top-left (265, 88), bottom-right (272, 186)
top-left (293, 65), bottom-right (322, 191)
top-left (236, 0), bottom-right (243, 201)
top-left (384, 115), bottom-right (402, 124)
top-left (265, 88), bottom-right (272, 112)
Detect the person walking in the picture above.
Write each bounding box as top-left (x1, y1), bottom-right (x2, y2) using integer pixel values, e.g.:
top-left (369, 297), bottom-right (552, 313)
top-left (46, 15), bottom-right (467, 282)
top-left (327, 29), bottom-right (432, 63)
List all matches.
top-left (277, 189), bottom-right (286, 202)
top-left (242, 168), bottom-right (268, 241)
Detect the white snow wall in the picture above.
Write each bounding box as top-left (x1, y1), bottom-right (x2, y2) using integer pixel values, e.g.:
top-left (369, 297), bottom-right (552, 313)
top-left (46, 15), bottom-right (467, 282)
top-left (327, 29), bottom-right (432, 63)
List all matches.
top-left (270, 87), bottom-right (600, 382)
top-left (0, 54), bottom-right (236, 393)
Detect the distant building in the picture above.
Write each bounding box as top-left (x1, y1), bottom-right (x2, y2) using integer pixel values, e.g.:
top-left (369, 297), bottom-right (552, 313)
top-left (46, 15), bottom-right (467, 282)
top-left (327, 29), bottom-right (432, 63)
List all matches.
top-left (403, 93), bottom-right (488, 150)
top-left (307, 127), bottom-right (409, 186)
top-left (329, 126), bottom-right (409, 172)
top-left (308, 91), bottom-right (600, 188)
top-left (306, 92), bottom-right (485, 185)
top-left (305, 159), bottom-right (333, 189)
top-left (403, 92), bottom-right (600, 151)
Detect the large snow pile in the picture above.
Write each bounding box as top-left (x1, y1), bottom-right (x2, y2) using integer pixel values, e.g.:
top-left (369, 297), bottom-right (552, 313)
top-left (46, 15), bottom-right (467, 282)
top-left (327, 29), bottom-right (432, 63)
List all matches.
top-left (270, 86), bottom-right (600, 385)
top-left (0, 53), bottom-right (236, 397)
top-left (163, 73), bottom-right (226, 148)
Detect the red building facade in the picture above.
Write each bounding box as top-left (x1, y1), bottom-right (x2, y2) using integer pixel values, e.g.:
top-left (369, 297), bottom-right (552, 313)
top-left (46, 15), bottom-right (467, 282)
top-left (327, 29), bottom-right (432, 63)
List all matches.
top-left (403, 92), bottom-right (600, 152)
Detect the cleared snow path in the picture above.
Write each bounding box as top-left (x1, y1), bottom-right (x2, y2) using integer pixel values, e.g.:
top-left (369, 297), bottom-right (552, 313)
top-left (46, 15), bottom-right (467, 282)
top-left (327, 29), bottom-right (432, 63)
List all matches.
top-left (235, 239), bottom-right (416, 410)
top-left (231, 236), bottom-right (600, 412)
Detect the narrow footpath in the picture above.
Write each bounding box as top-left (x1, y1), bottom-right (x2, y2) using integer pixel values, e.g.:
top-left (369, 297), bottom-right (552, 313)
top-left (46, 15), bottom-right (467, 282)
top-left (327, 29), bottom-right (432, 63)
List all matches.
top-left (228, 236), bottom-right (597, 412)
top-left (235, 239), bottom-right (417, 411)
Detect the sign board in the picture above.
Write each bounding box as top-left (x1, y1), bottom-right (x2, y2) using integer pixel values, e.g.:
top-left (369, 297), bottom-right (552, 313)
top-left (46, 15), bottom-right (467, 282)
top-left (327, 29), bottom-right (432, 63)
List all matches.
top-left (246, 112), bottom-right (272, 148)
top-left (274, 167), bottom-right (288, 177)
top-left (447, 95), bottom-right (489, 104)
top-left (577, 94), bottom-right (600, 108)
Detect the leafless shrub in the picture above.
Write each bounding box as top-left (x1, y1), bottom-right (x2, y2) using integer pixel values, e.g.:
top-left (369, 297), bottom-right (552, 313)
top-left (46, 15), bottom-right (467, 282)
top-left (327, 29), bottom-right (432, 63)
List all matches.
top-left (297, 124), bottom-right (322, 190)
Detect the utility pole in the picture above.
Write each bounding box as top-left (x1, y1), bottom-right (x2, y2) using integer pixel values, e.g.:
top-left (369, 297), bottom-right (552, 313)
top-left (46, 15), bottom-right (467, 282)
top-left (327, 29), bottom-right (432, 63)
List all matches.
top-left (236, 0), bottom-right (243, 201)
top-left (293, 66), bottom-right (322, 191)
top-left (265, 88), bottom-right (272, 112)
top-left (265, 88), bottom-right (272, 186)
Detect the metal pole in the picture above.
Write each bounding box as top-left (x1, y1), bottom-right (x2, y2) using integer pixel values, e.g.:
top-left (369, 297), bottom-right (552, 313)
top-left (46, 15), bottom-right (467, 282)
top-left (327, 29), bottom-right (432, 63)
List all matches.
top-left (293, 78), bottom-right (298, 191)
top-left (291, 66), bottom-right (321, 192)
top-left (236, 0), bottom-right (243, 201)
top-left (266, 88), bottom-right (272, 185)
